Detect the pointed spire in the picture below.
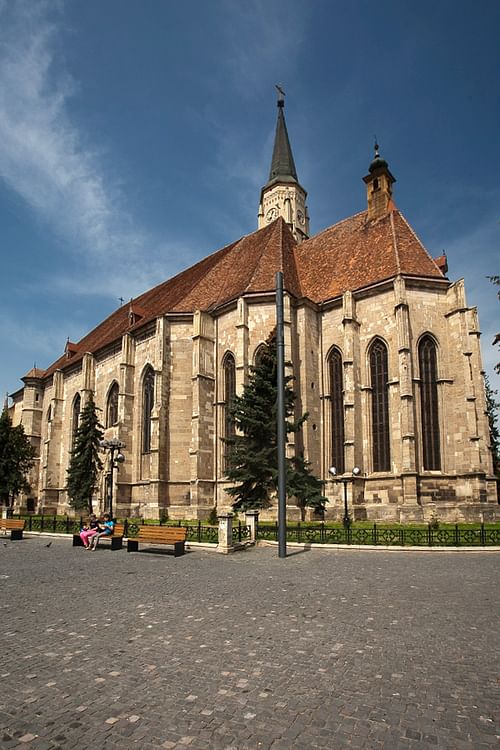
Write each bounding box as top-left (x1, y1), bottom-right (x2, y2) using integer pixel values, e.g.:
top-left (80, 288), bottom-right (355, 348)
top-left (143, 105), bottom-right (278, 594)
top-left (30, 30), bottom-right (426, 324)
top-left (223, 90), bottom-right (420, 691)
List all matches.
top-left (258, 88), bottom-right (309, 242)
top-left (266, 86), bottom-right (298, 186)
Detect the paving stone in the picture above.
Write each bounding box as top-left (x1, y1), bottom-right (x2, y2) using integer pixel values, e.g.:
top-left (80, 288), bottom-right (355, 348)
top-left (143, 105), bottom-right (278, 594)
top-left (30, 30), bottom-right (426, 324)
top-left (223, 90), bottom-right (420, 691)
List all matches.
top-left (0, 538), bottom-right (499, 748)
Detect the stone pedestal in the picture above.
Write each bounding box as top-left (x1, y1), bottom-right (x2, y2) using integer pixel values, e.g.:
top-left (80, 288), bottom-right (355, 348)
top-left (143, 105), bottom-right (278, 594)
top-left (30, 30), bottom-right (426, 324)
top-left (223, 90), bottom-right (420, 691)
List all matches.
top-left (245, 510), bottom-right (259, 543)
top-left (217, 513), bottom-right (233, 554)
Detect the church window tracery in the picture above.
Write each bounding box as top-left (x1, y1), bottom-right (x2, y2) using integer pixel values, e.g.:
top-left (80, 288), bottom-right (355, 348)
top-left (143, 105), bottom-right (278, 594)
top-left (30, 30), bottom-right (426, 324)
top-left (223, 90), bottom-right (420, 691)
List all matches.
top-left (106, 382), bottom-right (119, 427)
top-left (328, 347), bottom-right (345, 474)
top-left (418, 335), bottom-right (441, 470)
top-left (72, 394), bottom-right (81, 445)
top-left (142, 367), bottom-right (155, 454)
top-left (370, 339), bottom-right (390, 472)
top-left (222, 352), bottom-right (236, 473)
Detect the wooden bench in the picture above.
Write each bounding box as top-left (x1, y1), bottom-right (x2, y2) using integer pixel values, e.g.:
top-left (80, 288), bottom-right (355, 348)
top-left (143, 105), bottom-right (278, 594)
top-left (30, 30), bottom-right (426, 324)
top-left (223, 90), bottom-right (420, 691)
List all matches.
top-left (127, 526), bottom-right (187, 556)
top-left (72, 523), bottom-right (125, 551)
top-left (0, 518), bottom-right (26, 540)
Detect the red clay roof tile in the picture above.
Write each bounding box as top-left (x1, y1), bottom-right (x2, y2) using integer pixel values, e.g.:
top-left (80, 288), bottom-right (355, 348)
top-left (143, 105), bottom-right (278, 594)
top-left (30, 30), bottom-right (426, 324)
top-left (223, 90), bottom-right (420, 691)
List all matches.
top-left (41, 208), bottom-right (444, 379)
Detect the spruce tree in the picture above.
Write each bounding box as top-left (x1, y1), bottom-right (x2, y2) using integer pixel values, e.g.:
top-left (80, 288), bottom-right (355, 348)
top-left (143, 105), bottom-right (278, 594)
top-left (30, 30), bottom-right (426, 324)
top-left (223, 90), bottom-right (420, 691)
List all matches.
top-left (0, 409), bottom-right (36, 507)
top-left (488, 275), bottom-right (500, 374)
top-left (485, 375), bottom-right (500, 498)
top-left (66, 396), bottom-right (104, 513)
top-left (224, 329), bottom-right (326, 513)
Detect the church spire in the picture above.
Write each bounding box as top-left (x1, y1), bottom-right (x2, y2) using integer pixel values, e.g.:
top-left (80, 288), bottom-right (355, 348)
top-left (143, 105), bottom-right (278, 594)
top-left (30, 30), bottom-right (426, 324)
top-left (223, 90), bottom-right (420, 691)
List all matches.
top-left (266, 85), bottom-right (298, 185)
top-left (258, 87), bottom-right (309, 243)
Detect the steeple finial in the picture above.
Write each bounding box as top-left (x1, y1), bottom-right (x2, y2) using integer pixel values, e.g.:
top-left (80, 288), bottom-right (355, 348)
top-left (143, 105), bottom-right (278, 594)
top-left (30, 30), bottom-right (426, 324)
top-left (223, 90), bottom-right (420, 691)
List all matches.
top-left (275, 84), bottom-right (285, 108)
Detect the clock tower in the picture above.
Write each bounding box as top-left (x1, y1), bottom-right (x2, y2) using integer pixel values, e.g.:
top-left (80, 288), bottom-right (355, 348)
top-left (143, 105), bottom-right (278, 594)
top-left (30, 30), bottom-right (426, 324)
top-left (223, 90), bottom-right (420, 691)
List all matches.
top-left (258, 88), bottom-right (309, 242)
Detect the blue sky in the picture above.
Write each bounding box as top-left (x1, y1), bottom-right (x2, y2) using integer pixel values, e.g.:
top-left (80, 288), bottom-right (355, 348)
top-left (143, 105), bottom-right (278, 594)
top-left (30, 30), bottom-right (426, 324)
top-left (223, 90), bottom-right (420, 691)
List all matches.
top-left (1, 0), bottom-right (499, 403)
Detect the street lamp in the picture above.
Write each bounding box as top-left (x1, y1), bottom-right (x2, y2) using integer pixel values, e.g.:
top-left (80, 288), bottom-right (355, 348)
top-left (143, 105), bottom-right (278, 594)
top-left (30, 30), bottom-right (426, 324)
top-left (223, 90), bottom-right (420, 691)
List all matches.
top-left (329, 466), bottom-right (360, 528)
top-left (99, 438), bottom-right (125, 519)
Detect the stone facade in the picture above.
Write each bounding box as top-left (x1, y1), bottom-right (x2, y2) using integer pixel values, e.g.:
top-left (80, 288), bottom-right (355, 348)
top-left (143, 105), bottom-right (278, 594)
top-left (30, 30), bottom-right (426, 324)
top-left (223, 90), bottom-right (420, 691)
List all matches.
top-left (9, 268), bottom-right (497, 523)
top-left (7, 102), bottom-right (498, 523)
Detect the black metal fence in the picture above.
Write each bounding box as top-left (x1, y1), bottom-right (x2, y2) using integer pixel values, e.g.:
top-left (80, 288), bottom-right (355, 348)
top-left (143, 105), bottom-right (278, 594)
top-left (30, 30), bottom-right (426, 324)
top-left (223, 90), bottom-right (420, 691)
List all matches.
top-left (13, 514), bottom-right (500, 547)
top-left (257, 522), bottom-right (500, 547)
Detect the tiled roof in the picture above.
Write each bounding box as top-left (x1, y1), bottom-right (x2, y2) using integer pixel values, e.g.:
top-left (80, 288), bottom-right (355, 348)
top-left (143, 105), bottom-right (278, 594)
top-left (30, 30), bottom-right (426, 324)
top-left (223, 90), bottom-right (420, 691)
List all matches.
top-left (41, 208), bottom-right (445, 380)
top-left (22, 367), bottom-right (46, 380)
top-left (295, 209), bottom-right (444, 303)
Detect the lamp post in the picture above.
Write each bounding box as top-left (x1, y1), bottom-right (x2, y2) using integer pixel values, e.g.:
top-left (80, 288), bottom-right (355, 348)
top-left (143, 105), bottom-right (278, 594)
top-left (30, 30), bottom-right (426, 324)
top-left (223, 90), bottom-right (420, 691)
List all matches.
top-left (329, 466), bottom-right (360, 528)
top-left (99, 438), bottom-right (125, 519)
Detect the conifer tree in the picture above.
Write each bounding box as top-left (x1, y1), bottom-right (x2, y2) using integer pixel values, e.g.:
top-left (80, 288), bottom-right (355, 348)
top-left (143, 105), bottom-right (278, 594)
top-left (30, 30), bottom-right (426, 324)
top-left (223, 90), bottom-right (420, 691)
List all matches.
top-left (0, 409), bottom-right (36, 507)
top-left (485, 375), bottom-right (500, 498)
top-left (224, 330), bottom-right (326, 513)
top-left (66, 396), bottom-right (104, 513)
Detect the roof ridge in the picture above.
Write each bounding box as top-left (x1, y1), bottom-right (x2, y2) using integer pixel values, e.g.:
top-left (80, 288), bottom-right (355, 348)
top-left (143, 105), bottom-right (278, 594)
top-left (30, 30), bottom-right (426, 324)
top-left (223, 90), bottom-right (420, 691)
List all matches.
top-left (244, 218), bottom-right (283, 292)
top-left (309, 209), bottom-right (367, 237)
top-left (395, 210), bottom-right (445, 277)
top-left (390, 211), bottom-right (402, 274)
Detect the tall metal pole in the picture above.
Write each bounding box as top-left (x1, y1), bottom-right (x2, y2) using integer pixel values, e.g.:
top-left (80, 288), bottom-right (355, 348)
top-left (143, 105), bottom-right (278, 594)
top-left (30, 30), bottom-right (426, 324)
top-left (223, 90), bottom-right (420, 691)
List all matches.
top-left (276, 271), bottom-right (287, 558)
top-left (343, 480), bottom-right (349, 528)
top-left (108, 447), bottom-right (115, 520)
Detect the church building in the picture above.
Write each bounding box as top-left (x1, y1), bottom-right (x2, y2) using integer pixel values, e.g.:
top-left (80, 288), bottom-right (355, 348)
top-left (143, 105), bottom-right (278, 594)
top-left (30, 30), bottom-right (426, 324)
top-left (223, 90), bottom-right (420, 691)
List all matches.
top-left (9, 93), bottom-right (498, 522)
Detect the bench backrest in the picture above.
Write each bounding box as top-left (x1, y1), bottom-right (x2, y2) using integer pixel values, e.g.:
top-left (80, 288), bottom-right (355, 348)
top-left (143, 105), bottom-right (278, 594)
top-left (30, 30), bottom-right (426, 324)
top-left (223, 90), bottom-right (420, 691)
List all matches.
top-left (0, 519), bottom-right (26, 531)
top-left (136, 525), bottom-right (187, 542)
top-left (113, 524), bottom-right (125, 536)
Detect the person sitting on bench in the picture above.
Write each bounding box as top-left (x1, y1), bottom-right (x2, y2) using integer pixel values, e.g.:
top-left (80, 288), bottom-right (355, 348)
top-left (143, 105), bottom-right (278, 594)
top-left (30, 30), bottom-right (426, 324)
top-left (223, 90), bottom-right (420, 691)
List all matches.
top-left (90, 514), bottom-right (115, 550)
top-left (80, 513), bottom-right (100, 549)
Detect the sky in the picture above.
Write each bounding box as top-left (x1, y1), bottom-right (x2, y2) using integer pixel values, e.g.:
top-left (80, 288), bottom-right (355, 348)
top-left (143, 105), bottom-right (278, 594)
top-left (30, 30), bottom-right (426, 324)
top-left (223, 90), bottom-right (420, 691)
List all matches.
top-left (1, 0), bottom-right (499, 404)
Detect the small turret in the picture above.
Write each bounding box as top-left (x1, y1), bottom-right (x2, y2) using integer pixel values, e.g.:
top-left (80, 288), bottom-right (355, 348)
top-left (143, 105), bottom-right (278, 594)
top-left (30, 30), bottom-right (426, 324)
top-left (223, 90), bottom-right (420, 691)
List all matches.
top-left (363, 142), bottom-right (396, 220)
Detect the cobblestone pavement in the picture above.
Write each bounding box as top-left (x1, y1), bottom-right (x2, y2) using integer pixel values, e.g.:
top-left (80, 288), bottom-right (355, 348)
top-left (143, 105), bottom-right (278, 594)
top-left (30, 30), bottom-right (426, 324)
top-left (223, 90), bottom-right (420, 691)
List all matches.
top-left (0, 537), bottom-right (498, 749)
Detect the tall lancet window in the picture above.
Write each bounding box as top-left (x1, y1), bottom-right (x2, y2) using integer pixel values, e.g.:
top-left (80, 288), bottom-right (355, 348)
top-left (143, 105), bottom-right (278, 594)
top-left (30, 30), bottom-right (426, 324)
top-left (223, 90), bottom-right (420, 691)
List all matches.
top-left (72, 394), bottom-right (81, 445)
top-left (370, 339), bottom-right (391, 472)
top-left (106, 382), bottom-right (119, 427)
top-left (254, 344), bottom-right (266, 368)
top-left (222, 353), bottom-right (236, 473)
top-left (142, 367), bottom-right (155, 454)
top-left (418, 335), bottom-right (441, 470)
top-left (328, 347), bottom-right (345, 474)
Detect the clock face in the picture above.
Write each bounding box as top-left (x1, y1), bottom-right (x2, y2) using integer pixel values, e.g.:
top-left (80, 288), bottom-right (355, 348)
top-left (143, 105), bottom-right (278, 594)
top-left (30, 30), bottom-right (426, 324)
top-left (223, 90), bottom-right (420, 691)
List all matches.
top-left (266, 207), bottom-right (279, 222)
top-left (297, 209), bottom-right (305, 225)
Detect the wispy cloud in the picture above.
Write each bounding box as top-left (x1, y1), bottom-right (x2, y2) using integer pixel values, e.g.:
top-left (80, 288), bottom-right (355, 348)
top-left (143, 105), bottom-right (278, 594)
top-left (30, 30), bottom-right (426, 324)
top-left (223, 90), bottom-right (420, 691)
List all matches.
top-left (0, 1), bottom-right (181, 298)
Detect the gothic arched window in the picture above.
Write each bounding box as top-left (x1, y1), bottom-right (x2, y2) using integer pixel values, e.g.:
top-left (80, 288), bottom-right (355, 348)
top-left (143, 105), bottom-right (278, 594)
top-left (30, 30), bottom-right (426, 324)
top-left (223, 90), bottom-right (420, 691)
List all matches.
top-left (254, 344), bottom-right (266, 369)
top-left (370, 339), bottom-right (390, 472)
top-left (418, 335), bottom-right (441, 470)
top-left (328, 347), bottom-right (345, 474)
top-left (72, 394), bottom-right (81, 445)
top-left (222, 353), bottom-right (236, 472)
top-left (106, 382), bottom-right (119, 427)
top-left (142, 367), bottom-right (155, 454)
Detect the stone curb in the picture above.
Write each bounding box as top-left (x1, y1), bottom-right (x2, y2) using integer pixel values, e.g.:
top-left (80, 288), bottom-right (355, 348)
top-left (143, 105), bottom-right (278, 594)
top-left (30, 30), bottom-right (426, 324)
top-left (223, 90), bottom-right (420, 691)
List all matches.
top-left (257, 539), bottom-right (500, 553)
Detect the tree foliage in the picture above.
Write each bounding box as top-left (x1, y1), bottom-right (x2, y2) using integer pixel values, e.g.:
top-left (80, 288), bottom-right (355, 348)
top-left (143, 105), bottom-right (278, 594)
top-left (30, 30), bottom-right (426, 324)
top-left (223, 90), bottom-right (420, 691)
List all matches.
top-left (488, 275), bottom-right (500, 374)
top-left (0, 409), bottom-right (36, 506)
top-left (485, 375), bottom-right (500, 491)
top-left (224, 329), bottom-right (326, 514)
top-left (66, 396), bottom-right (104, 513)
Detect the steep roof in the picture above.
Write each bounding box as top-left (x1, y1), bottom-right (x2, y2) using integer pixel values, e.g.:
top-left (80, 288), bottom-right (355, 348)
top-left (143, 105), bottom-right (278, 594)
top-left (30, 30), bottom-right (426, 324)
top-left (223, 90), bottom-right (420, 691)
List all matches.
top-left (43, 218), bottom-right (300, 377)
top-left (295, 208), bottom-right (445, 303)
top-left (40, 207), bottom-right (445, 381)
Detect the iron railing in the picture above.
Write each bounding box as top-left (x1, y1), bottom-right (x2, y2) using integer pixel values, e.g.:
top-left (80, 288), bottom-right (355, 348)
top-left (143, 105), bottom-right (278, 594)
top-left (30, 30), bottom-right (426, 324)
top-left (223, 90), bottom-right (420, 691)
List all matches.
top-left (13, 514), bottom-right (500, 547)
top-left (257, 522), bottom-right (500, 547)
